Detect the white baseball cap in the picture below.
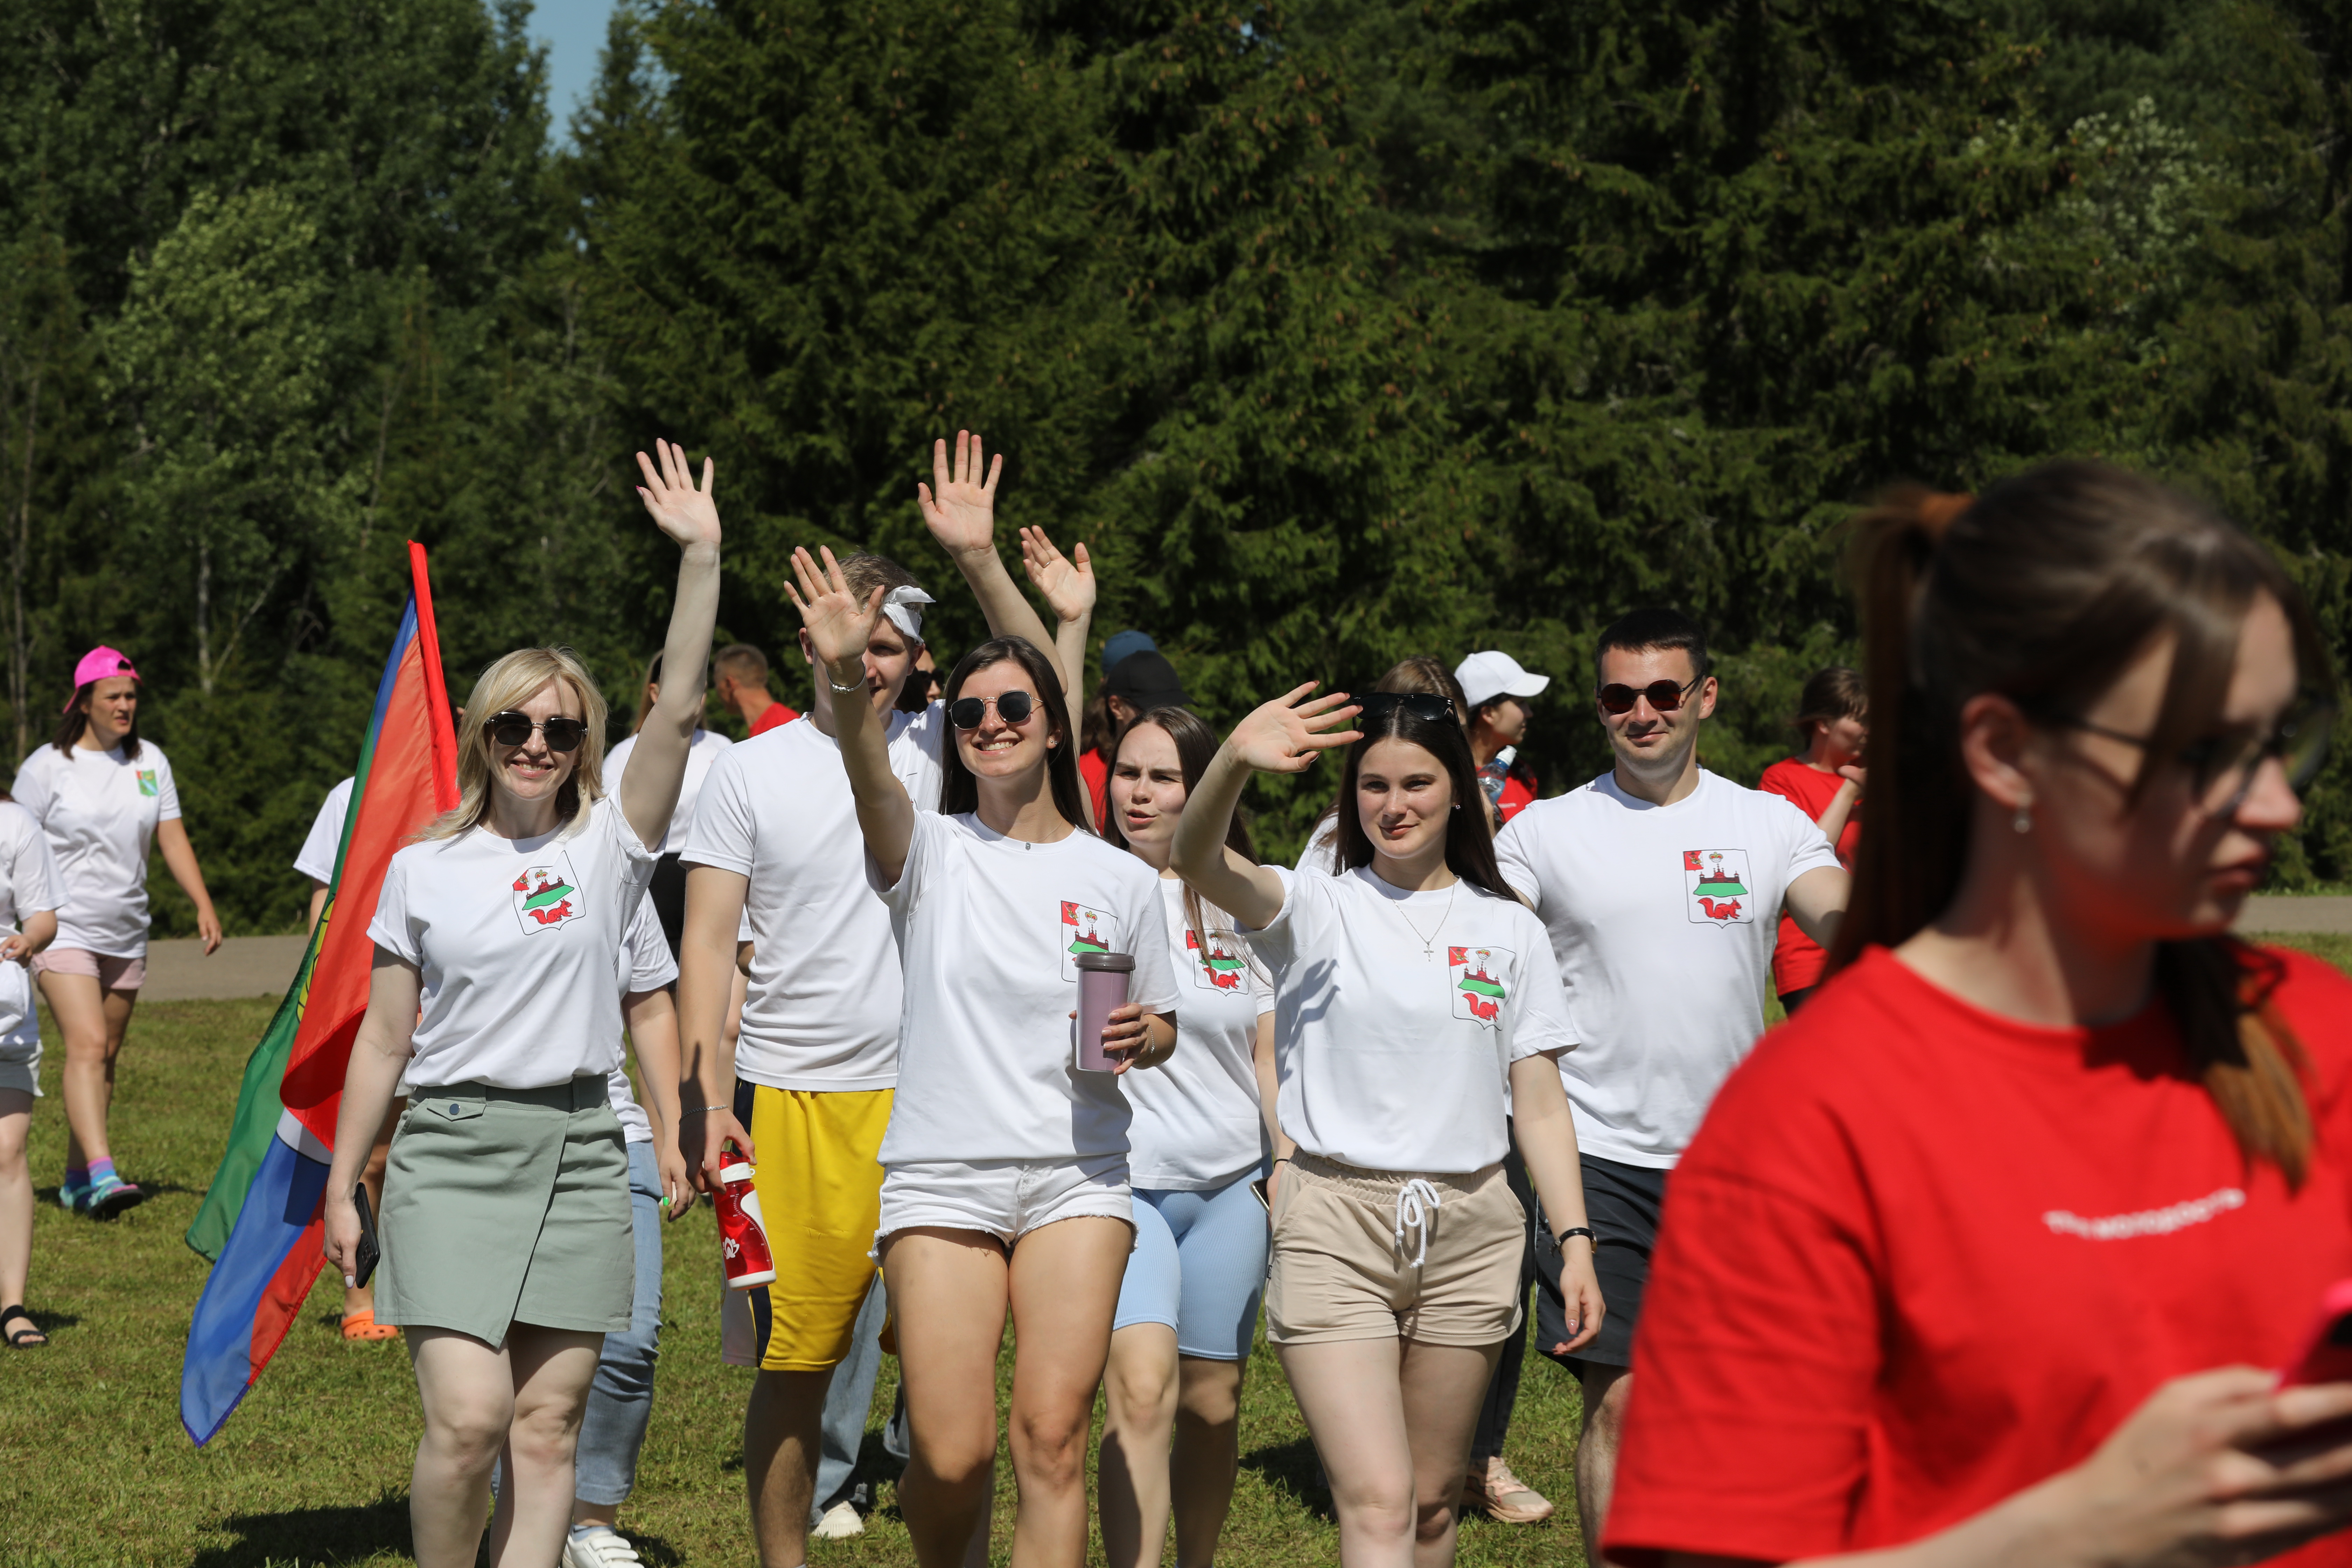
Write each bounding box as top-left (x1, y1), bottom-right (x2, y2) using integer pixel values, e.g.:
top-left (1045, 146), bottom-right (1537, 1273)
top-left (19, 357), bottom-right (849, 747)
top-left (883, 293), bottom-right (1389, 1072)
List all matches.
top-left (1454, 650), bottom-right (1550, 710)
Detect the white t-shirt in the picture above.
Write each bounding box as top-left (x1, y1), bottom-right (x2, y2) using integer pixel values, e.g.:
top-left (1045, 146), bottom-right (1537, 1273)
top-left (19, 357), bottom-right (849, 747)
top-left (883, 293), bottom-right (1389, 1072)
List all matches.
top-left (682, 709), bottom-right (946, 1091)
top-left (1295, 816), bottom-right (1340, 876)
top-left (293, 777), bottom-right (356, 884)
top-left (370, 795), bottom-right (657, 1090)
top-left (0, 800), bottom-right (63, 1051)
top-left (1124, 878), bottom-right (1275, 1190)
top-left (609, 898), bottom-right (680, 1145)
top-left (874, 812), bottom-right (1180, 1165)
top-left (9, 742), bottom-right (181, 957)
top-left (1494, 768), bottom-right (1843, 1169)
top-left (606, 728), bottom-right (734, 856)
top-left (1245, 866), bottom-right (1573, 1174)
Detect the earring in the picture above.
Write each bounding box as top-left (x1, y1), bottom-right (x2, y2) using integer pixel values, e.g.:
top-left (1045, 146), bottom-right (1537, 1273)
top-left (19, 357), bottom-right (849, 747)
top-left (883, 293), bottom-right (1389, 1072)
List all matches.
top-left (2012, 803), bottom-right (2032, 834)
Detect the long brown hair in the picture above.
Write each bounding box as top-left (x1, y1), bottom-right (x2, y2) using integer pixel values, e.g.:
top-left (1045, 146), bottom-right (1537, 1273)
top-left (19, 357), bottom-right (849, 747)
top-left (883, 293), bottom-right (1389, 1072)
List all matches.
top-left (937, 636), bottom-right (1091, 830)
top-left (1835, 461), bottom-right (2332, 1186)
top-left (1334, 698), bottom-right (1514, 901)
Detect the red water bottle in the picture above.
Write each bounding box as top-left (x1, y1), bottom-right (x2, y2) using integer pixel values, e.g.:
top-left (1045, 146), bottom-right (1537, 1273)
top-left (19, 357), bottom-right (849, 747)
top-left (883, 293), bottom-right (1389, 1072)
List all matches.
top-left (716, 1143), bottom-right (776, 1290)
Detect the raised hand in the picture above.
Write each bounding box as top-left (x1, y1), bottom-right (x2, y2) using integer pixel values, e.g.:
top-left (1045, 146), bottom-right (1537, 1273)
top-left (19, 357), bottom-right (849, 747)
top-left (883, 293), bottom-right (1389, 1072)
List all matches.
top-left (784, 545), bottom-right (883, 672)
top-left (917, 430), bottom-right (1003, 557)
top-left (1228, 684), bottom-right (1363, 775)
top-left (635, 439), bottom-right (722, 550)
top-left (1019, 526), bottom-right (1096, 625)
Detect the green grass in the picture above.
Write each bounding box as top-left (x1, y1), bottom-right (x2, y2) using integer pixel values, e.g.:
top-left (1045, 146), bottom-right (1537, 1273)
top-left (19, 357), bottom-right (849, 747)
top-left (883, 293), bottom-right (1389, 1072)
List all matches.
top-left (0, 999), bottom-right (1593, 1567)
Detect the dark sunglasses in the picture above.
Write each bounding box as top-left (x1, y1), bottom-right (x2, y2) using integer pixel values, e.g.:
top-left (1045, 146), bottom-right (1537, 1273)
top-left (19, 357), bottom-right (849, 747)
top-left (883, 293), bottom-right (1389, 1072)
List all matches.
top-left (484, 711), bottom-right (589, 752)
top-left (948, 691), bottom-right (1038, 730)
top-left (2059, 695), bottom-right (2337, 818)
top-left (1596, 676), bottom-right (1702, 715)
top-left (1359, 692), bottom-right (1457, 723)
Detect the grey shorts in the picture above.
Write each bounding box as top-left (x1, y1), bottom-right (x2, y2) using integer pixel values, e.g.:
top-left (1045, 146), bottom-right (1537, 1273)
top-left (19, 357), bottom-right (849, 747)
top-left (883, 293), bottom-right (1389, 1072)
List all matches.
top-left (377, 1076), bottom-right (634, 1348)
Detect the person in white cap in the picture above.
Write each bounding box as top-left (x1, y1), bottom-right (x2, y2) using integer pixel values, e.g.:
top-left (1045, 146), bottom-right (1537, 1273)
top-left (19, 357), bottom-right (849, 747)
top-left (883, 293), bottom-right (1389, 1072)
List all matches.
top-left (1453, 651), bottom-right (1549, 825)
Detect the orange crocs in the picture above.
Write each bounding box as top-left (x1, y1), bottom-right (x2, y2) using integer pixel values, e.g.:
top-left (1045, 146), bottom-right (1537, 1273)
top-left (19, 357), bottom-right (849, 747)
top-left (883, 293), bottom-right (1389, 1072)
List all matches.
top-left (340, 1309), bottom-right (400, 1343)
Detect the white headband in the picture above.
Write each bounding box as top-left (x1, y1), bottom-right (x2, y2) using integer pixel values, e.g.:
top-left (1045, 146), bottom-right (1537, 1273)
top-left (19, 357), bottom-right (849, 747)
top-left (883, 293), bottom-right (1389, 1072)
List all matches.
top-left (882, 584), bottom-right (934, 644)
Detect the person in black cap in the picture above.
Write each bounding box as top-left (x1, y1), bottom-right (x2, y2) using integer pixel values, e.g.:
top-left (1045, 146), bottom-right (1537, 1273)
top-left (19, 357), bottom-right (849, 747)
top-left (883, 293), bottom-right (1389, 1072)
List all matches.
top-left (1081, 651), bottom-right (1188, 829)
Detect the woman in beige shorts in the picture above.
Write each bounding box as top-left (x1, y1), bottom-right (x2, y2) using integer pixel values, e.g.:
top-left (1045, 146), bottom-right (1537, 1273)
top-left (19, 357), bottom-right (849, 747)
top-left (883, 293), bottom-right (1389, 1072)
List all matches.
top-left (1173, 684), bottom-right (1605, 1568)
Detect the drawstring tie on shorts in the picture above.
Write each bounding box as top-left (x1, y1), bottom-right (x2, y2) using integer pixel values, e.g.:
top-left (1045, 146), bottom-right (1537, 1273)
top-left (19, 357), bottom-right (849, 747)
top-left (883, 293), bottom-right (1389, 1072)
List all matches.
top-left (1394, 1179), bottom-right (1443, 1268)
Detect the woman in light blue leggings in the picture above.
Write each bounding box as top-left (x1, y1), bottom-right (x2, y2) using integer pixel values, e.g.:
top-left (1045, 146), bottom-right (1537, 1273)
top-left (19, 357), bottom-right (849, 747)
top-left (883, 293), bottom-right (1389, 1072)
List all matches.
top-left (1096, 708), bottom-right (1275, 1568)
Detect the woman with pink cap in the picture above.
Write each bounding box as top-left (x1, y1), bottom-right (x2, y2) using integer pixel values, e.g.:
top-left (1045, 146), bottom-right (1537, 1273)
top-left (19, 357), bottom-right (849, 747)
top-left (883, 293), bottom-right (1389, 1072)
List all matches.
top-left (8, 646), bottom-right (222, 1217)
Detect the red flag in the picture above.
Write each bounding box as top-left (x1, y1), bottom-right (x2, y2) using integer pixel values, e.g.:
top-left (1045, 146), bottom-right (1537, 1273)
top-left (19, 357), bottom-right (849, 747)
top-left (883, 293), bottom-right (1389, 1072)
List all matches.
top-left (1061, 900), bottom-right (1078, 925)
top-left (1682, 850), bottom-right (1703, 871)
top-left (278, 544), bottom-right (461, 1144)
top-left (1449, 946), bottom-right (1467, 965)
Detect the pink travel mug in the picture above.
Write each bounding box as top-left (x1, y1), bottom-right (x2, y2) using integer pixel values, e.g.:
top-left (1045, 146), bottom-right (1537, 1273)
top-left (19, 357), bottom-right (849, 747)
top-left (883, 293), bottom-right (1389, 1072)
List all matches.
top-left (1074, 951), bottom-right (1136, 1072)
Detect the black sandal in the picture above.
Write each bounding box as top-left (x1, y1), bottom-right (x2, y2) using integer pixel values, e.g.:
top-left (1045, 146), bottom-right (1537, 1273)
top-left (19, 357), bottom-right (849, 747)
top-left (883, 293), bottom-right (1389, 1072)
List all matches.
top-left (2, 1305), bottom-right (46, 1348)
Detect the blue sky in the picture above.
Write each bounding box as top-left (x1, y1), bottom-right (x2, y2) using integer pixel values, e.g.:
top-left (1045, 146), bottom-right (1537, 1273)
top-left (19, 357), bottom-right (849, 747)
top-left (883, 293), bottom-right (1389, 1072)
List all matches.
top-left (527, 0), bottom-right (623, 140)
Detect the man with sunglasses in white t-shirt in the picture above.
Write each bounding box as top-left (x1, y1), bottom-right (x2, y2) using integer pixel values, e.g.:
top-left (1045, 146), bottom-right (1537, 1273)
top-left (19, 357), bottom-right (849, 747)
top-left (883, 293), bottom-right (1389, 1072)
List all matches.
top-left (1492, 607), bottom-right (1849, 1565)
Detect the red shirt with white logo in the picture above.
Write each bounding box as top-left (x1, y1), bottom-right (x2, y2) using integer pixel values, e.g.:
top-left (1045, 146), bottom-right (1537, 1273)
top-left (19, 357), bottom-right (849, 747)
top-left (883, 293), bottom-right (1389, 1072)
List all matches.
top-left (1606, 944), bottom-right (2352, 1567)
top-left (1756, 756), bottom-right (1860, 996)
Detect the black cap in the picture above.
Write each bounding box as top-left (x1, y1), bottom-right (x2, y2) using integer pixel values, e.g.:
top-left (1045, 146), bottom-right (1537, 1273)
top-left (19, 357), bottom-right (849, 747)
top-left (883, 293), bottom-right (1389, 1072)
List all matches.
top-left (1105, 650), bottom-right (1187, 710)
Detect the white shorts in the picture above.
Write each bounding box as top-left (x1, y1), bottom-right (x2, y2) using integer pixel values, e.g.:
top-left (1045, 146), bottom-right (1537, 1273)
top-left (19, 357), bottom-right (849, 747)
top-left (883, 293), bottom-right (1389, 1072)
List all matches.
top-left (876, 1153), bottom-right (1134, 1250)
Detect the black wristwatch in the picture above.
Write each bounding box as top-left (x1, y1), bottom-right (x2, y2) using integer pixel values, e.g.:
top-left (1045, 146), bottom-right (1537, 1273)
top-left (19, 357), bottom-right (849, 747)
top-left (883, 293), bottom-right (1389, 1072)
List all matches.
top-left (1555, 1226), bottom-right (1597, 1250)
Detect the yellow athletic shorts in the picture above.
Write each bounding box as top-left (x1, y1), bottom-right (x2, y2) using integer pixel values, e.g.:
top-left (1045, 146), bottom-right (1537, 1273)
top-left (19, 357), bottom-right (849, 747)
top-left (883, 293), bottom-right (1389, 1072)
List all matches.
top-left (719, 1084), bottom-right (892, 1372)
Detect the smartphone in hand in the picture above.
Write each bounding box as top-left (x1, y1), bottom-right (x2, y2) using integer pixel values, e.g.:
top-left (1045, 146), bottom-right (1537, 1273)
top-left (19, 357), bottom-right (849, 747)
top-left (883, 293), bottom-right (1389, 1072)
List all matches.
top-left (351, 1186), bottom-right (382, 1289)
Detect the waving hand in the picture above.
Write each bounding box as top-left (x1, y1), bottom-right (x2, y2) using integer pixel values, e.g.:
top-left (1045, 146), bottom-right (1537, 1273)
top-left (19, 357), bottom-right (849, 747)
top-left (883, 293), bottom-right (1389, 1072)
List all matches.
top-left (917, 430), bottom-right (1003, 558)
top-left (635, 439), bottom-right (722, 551)
top-left (1227, 684), bottom-right (1363, 775)
top-left (784, 546), bottom-right (883, 672)
top-left (1018, 526), bottom-right (1096, 625)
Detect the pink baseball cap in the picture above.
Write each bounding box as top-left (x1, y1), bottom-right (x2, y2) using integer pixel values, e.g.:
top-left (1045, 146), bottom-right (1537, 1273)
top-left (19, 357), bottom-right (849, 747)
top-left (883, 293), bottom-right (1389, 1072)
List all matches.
top-left (64, 645), bottom-right (141, 710)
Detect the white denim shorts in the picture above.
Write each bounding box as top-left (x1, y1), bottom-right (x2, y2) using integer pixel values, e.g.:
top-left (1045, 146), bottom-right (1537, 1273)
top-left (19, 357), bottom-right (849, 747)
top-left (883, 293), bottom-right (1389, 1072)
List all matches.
top-left (876, 1152), bottom-right (1134, 1250)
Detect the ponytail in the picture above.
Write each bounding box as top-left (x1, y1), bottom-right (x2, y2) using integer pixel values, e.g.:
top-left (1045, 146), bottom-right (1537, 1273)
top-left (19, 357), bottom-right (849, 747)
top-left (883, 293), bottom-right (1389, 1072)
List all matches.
top-left (1834, 463), bottom-right (2324, 1188)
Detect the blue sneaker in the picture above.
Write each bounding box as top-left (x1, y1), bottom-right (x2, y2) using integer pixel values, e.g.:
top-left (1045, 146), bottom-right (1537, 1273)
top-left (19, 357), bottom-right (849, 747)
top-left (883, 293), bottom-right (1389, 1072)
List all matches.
top-left (57, 1176), bottom-right (90, 1214)
top-left (85, 1170), bottom-right (146, 1219)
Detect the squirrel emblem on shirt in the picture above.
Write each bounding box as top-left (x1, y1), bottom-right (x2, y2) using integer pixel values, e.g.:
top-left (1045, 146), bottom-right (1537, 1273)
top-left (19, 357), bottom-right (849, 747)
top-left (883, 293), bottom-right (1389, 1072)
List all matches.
top-left (1450, 946), bottom-right (1511, 1028)
top-left (511, 854), bottom-right (586, 933)
top-left (1684, 849), bottom-right (1754, 925)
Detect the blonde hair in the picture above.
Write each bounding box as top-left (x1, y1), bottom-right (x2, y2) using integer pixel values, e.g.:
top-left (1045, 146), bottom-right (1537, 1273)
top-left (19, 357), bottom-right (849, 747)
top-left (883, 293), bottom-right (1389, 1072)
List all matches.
top-left (421, 646), bottom-right (609, 841)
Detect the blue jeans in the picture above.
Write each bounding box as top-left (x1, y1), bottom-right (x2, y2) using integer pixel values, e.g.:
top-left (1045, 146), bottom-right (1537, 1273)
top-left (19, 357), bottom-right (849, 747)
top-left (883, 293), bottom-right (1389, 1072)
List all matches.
top-left (574, 1141), bottom-right (665, 1506)
top-left (810, 1273), bottom-right (890, 1524)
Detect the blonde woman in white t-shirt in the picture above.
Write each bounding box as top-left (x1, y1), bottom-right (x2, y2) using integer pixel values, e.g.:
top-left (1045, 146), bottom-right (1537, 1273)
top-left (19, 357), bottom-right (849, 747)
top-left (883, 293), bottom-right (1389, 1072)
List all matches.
top-left (787, 545), bottom-right (1179, 1568)
top-left (319, 440), bottom-right (721, 1568)
top-left (9, 646), bottom-right (224, 1218)
top-left (1172, 688), bottom-right (1606, 1568)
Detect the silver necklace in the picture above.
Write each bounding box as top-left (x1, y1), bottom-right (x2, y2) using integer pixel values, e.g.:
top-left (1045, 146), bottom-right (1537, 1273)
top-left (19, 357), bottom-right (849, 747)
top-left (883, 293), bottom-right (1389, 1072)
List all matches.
top-left (1385, 881), bottom-right (1456, 960)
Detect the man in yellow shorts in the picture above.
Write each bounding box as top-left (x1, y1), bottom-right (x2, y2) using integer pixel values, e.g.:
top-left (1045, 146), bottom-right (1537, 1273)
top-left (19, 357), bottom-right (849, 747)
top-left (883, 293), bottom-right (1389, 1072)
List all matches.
top-left (678, 513), bottom-right (1079, 1567)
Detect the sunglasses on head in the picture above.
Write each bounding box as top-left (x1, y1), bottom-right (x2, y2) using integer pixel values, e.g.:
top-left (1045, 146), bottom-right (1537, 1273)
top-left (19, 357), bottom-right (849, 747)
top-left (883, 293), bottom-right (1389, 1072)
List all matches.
top-left (1359, 692), bottom-right (1457, 723)
top-left (948, 691), bottom-right (1038, 730)
top-left (1595, 676), bottom-right (1702, 715)
top-left (484, 711), bottom-right (589, 752)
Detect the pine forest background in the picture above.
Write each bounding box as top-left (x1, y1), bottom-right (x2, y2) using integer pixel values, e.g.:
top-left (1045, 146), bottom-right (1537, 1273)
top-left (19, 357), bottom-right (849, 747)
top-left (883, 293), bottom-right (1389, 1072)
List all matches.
top-left (8, 0), bottom-right (2352, 934)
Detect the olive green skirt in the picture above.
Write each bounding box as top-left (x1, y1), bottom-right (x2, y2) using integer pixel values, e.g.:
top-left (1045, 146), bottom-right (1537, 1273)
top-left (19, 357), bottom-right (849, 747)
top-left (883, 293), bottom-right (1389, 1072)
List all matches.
top-left (377, 1076), bottom-right (633, 1349)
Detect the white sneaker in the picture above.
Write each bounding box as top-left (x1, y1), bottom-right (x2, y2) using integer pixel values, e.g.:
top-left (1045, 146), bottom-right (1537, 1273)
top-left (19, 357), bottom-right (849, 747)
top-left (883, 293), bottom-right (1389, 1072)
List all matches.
top-left (562, 1527), bottom-right (644, 1568)
top-left (812, 1500), bottom-right (866, 1540)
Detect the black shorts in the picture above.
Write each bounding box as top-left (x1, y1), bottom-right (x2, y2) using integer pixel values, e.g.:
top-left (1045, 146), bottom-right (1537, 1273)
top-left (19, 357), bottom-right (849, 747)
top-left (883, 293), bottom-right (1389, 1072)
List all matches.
top-left (1535, 1153), bottom-right (1668, 1374)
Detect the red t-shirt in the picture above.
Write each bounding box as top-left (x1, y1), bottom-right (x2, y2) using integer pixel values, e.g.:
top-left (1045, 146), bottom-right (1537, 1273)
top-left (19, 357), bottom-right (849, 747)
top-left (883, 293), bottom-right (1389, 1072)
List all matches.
top-left (1606, 944), bottom-right (2352, 1567)
top-left (1498, 772), bottom-right (1536, 823)
top-left (1756, 757), bottom-right (1858, 996)
top-left (1080, 746), bottom-right (1110, 833)
top-left (747, 701), bottom-right (799, 737)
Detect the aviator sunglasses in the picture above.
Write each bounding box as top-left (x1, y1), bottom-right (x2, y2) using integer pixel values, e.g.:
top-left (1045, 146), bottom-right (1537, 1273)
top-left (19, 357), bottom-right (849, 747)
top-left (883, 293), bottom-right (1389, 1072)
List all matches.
top-left (948, 691), bottom-right (1038, 730)
top-left (484, 711), bottom-right (589, 752)
top-left (1359, 692), bottom-right (1458, 723)
top-left (1596, 675), bottom-right (1702, 715)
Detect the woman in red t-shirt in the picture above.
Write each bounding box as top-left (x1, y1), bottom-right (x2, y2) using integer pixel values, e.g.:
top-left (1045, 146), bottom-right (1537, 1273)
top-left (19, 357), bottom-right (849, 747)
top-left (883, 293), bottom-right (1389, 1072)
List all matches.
top-left (1758, 667), bottom-right (1868, 1012)
top-left (1605, 463), bottom-right (2352, 1568)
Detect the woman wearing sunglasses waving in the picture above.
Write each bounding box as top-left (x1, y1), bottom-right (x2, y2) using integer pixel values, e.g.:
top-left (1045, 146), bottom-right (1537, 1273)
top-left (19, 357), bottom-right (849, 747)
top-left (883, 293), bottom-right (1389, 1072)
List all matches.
top-left (1603, 465), bottom-right (2352, 1568)
top-left (1171, 685), bottom-right (1606, 1568)
top-left (786, 545), bottom-right (1178, 1568)
top-left (320, 440), bottom-right (722, 1568)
